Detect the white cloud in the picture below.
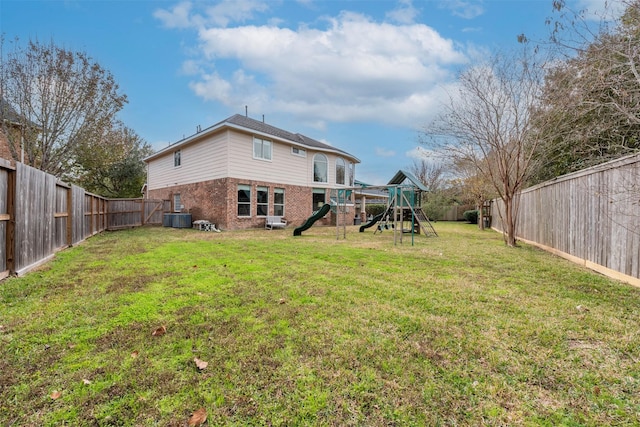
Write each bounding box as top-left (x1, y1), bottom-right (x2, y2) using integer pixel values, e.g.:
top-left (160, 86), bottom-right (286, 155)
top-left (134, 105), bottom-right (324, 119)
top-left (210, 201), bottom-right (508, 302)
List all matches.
top-left (440, 0), bottom-right (484, 20)
top-left (154, 0), bottom-right (270, 29)
top-left (376, 147), bottom-right (396, 157)
top-left (154, 1), bottom-right (193, 29)
top-left (156, 2), bottom-right (469, 129)
top-left (203, 0), bottom-right (270, 27)
top-left (406, 146), bottom-right (438, 160)
top-left (574, 0), bottom-right (626, 20)
top-left (386, 0), bottom-right (420, 24)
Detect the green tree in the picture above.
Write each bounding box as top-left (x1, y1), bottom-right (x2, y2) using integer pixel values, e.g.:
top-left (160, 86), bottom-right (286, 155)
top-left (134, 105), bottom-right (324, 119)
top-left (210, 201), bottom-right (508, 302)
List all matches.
top-left (528, 0), bottom-right (640, 184)
top-left (73, 123), bottom-right (153, 198)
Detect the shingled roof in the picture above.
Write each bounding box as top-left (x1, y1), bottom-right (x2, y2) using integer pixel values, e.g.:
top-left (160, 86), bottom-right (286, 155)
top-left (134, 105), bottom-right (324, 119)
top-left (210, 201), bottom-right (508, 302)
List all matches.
top-left (0, 98), bottom-right (23, 125)
top-left (225, 114), bottom-right (355, 158)
top-left (146, 114), bottom-right (359, 162)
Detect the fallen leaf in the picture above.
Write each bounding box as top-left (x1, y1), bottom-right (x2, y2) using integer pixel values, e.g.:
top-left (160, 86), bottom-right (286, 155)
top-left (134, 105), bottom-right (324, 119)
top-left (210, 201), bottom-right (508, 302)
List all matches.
top-left (194, 357), bottom-right (208, 370)
top-left (594, 386), bottom-right (601, 395)
top-left (82, 379), bottom-right (92, 385)
top-left (188, 407), bottom-right (207, 426)
top-left (131, 350), bottom-right (139, 358)
top-left (50, 390), bottom-right (62, 400)
top-left (152, 325), bottom-right (167, 336)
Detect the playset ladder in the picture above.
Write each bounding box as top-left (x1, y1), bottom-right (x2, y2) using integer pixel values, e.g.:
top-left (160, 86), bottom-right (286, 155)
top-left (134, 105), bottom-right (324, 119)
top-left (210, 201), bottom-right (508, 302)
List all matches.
top-left (412, 207), bottom-right (438, 237)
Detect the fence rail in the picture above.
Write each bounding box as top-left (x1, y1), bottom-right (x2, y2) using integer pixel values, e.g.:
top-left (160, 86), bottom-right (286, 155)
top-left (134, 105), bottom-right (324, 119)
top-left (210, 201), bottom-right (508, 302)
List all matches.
top-left (491, 153), bottom-right (640, 286)
top-left (0, 161), bottom-right (170, 278)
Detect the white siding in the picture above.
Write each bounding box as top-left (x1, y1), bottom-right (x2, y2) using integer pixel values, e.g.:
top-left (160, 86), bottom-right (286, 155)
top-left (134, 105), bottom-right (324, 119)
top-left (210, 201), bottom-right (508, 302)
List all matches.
top-left (227, 131), bottom-right (354, 187)
top-left (147, 132), bottom-right (229, 190)
top-left (148, 127), bottom-right (357, 190)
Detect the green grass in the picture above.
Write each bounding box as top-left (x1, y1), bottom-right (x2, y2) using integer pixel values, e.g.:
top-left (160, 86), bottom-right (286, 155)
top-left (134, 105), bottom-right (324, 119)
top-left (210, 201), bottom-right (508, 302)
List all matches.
top-left (1, 223), bottom-right (639, 426)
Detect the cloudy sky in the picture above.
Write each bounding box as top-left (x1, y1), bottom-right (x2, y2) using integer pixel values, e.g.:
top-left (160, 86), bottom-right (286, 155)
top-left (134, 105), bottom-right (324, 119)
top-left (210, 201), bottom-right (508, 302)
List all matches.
top-left (1, 0), bottom-right (609, 184)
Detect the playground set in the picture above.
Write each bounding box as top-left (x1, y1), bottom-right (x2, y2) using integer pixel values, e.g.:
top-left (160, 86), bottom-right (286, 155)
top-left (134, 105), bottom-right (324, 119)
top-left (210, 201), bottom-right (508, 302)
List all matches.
top-left (293, 170), bottom-right (437, 245)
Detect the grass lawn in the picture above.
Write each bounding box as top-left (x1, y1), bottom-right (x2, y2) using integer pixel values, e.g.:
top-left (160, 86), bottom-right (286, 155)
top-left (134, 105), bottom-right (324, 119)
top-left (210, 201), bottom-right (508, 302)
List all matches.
top-left (1, 222), bottom-right (639, 426)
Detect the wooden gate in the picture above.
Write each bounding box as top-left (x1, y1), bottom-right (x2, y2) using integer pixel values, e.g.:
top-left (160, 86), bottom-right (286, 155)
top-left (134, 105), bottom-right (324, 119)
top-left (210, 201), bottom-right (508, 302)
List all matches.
top-left (107, 198), bottom-right (170, 230)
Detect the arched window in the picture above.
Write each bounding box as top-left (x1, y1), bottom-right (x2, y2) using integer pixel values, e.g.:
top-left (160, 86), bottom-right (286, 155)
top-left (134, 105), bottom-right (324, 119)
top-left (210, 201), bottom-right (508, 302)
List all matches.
top-left (313, 154), bottom-right (328, 183)
top-left (336, 157), bottom-right (346, 185)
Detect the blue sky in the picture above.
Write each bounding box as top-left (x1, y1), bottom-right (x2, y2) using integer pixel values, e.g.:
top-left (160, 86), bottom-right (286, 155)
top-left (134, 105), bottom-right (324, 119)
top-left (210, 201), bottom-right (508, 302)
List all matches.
top-left (0, 0), bottom-right (607, 184)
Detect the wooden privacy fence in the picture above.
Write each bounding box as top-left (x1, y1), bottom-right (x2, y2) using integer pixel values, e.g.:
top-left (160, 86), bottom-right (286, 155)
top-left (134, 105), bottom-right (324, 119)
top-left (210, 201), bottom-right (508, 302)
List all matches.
top-left (0, 160), bottom-right (170, 278)
top-left (491, 153), bottom-right (640, 286)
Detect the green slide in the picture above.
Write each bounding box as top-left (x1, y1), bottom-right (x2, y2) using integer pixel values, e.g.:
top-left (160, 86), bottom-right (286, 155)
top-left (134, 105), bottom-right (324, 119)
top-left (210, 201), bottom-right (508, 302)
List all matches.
top-left (293, 204), bottom-right (331, 236)
top-left (359, 213), bottom-right (383, 232)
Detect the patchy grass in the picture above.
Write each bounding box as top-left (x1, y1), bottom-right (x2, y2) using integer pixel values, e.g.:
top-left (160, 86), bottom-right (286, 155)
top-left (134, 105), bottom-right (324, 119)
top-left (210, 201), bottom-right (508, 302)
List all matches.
top-left (1, 223), bottom-right (639, 426)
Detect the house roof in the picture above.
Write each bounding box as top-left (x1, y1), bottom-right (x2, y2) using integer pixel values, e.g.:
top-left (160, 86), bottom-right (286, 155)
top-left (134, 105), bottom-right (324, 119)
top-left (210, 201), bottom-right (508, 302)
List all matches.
top-left (387, 169), bottom-right (429, 192)
top-left (145, 114), bottom-right (360, 163)
top-left (0, 98), bottom-right (24, 126)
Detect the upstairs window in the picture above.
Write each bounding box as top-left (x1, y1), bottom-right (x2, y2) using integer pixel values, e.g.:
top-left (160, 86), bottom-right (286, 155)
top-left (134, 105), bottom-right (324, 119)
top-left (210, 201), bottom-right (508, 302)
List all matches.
top-left (348, 162), bottom-right (355, 186)
top-left (253, 137), bottom-right (272, 160)
top-left (174, 150), bottom-right (181, 167)
top-left (291, 146), bottom-right (306, 157)
top-left (336, 157), bottom-right (346, 185)
top-left (313, 154), bottom-right (328, 183)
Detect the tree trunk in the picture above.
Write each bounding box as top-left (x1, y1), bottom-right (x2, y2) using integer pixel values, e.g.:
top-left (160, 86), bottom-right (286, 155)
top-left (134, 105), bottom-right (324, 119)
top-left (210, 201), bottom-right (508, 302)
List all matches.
top-left (504, 195), bottom-right (517, 246)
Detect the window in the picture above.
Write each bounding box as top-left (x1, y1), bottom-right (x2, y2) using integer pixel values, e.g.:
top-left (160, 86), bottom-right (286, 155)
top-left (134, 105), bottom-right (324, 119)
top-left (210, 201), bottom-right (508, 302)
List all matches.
top-left (348, 162), bottom-right (355, 186)
top-left (336, 157), bottom-right (346, 185)
top-left (173, 193), bottom-right (182, 212)
top-left (257, 186), bottom-right (268, 216)
top-left (274, 188), bottom-right (285, 216)
top-left (237, 185), bottom-right (251, 217)
top-left (291, 147), bottom-right (306, 157)
top-left (313, 154), bottom-right (328, 183)
top-left (253, 137), bottom-right (272, 160)
top-left (312, 188), bottom-right (326, 211)
top-left (174, 150), bottom-right (181, 167)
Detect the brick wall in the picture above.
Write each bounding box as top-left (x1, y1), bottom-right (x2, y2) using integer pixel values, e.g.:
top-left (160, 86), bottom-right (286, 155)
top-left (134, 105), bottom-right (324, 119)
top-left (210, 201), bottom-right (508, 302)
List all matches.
top-left (148, 178), bottom-right (354, 230)
top-left (0, 130), bottom-right (16, 165)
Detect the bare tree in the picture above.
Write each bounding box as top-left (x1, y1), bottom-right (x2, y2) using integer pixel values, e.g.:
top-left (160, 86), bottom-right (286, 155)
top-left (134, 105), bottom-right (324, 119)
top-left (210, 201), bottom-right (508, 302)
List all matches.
top-left (421, 50), bottom-right (544, 246)
top-left (409, 158), bottom-right (447, 193)
top-left (0, 38), bottom-right (127, 176)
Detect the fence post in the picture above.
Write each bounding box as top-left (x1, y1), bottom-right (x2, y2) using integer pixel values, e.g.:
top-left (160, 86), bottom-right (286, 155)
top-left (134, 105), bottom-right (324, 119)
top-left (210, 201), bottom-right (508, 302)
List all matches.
top-left (66, 186), bottom-right (73, 247)
top-left (6, 166), bottom-right (15, 275)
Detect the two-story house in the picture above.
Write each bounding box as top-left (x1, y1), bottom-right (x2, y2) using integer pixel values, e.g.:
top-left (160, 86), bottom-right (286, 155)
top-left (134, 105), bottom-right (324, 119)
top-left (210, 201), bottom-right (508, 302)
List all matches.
top-left (144, 114), bottom-right (360, 230)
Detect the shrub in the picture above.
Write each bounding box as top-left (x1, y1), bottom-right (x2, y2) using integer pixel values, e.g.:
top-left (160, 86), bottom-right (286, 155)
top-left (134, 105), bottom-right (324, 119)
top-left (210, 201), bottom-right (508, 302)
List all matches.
top-left (463, 209), bottom-right (478, 224)
top-left (364, 204), bottom-right (387, 217)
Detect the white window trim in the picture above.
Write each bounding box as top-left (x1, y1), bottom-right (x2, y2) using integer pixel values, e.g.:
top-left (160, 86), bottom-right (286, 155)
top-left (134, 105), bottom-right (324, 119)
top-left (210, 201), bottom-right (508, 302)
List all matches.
top-left (313, 153), bottom-right (328, 183)
top-left (291, 146), bottom-right (307, 157)
top-left (256, 186), bottom-right (269, 217)
top-left (237, 184), bottom-right (252, 217)
top-left (274, 188), bottom-right (285, 217)
top-left (336, 157), bottom-right (346, 186)
top-left (253, 137), bottom-right (272, 161)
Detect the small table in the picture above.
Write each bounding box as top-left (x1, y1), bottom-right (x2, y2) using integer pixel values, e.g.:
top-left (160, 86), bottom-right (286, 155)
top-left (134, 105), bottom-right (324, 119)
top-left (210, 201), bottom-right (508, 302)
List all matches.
top-left (193, 220), bottom-right (215, 231)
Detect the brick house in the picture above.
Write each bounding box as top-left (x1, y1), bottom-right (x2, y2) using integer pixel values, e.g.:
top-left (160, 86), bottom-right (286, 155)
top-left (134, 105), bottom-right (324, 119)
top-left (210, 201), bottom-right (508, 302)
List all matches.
top-left (0, 98), bottom-right (25, 164)
top-left (144, 114), bottom-right (360, 230)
